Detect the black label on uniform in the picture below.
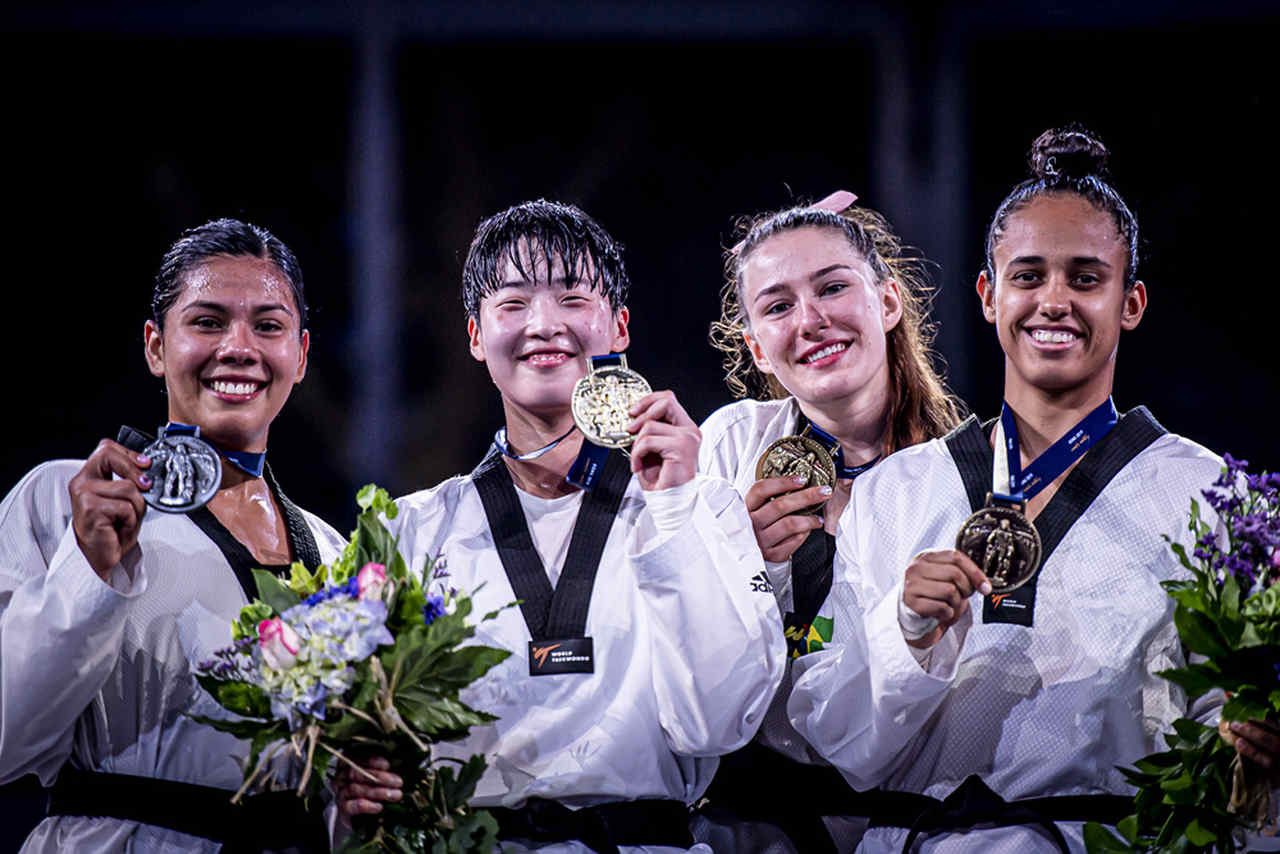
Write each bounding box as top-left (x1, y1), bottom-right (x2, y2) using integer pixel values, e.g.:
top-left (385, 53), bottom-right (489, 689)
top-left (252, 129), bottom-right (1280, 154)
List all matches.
top-left (528, 637), bottom-right (595, 675)
top-left (982, 585), bottom-right (1036, 627)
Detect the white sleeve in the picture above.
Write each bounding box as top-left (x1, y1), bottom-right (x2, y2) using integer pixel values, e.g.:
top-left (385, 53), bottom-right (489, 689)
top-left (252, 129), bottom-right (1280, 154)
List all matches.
top-left (788, 569), bottom-right (965, 790)
top-left (631, 476), bottom-right (786, 756)
top-left (0, 462), bottom-right (145, 785)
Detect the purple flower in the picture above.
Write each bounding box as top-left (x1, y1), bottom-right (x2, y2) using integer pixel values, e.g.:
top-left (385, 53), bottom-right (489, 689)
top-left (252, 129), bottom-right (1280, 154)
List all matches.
top-left (423, 594), bottom-right (447, 626)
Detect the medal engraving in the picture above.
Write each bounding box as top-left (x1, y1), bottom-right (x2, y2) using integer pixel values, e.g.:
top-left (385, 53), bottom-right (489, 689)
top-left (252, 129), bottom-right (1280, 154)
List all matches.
top-left (955, 497), bottom-right (1042, 592)
top-left (571, 356), bottom-right (652, 449)
top-left (755, 435), bottom-right (837, 515)
top-left (141, 435), bottom-right (222, 513)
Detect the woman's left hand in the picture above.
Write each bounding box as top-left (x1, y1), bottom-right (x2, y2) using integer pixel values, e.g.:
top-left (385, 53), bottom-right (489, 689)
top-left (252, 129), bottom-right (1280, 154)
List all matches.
top-left (1229, 719), bottom-right (1280, 784)
top-left (627, 390), bottom-right (701, 491)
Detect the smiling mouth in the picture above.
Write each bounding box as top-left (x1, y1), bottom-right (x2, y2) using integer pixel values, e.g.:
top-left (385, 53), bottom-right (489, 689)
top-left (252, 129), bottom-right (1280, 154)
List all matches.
top-left (1027, 329), bottom-right (1081, 345)
top-left (801, 342), bottom-right (849, 364)
top-left (205, 379), bottom-right (266, 396)
top-left (520, 352), bottom-right (574, 365)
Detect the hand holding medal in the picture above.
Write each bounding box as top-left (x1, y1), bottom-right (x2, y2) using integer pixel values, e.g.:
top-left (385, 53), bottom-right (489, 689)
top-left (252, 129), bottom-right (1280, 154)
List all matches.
top-left (69, 439), bottom-right (155, 580)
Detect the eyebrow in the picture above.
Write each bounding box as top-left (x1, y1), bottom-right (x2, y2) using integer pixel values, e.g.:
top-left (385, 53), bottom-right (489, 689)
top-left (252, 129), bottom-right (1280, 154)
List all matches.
top-left (181, 300), bottom-right (294, 315)
top-left (1008, 255), bottom-right (1113, 268)
top-left (752, 264), bottom-right (856, 305)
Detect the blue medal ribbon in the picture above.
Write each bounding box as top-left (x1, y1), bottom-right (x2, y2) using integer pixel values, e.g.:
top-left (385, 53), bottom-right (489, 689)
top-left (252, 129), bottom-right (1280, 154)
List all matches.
top-left (995, 397), bottom-right (1118, 502)
top-left (161, 422), bottom-right (266, 478)
top-left (564, 354), bottom-right (625, 490)
top-left (804, 420), bottom-right (880, 480)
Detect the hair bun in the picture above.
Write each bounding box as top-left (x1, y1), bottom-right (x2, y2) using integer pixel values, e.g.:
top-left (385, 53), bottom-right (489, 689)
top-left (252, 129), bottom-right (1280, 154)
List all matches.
top-left (1028, 124), bottom-right (1109, 181)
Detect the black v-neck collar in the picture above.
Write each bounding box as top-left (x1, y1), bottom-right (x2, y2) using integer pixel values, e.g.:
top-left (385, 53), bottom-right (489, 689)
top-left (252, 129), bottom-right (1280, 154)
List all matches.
top-left (943, 407), bottom-right (1167, 565)
top-left (116, 426), bottom-right (320, 602)
top-left (471, 448), bottom-right (631, 640)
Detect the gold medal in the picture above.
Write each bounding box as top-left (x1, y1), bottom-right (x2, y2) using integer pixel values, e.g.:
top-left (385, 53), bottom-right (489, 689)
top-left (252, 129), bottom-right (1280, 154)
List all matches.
top-left (955, 494), bottom-right (1042, 592)
top-left (755, 434), bottom-right (837, 515)
top-left (570, 354), bottom-right (652, 449)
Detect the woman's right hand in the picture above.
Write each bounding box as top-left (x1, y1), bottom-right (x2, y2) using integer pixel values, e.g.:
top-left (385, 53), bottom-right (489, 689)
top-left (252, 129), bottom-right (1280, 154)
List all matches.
top-left (336, 756), bottom-right (403, 816)
top-left (744, 475), bottom-right (832, 562)
top-left (901, 549), bottom-right (991, 648)
top-left (69, 440), bottom-right (152, 580)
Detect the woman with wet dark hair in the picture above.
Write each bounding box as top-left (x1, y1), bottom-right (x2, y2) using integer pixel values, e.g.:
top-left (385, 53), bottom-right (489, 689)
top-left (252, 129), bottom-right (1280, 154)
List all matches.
top-left (693, 195), bottom-right (963, 852)
top-left (0, 218), bottom-right (344, 853)
top-left (787, 126), bottom-right (1280, 852)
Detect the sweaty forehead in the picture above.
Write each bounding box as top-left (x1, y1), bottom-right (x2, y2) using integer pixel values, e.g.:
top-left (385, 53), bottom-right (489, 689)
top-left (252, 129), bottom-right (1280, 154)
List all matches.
top-left (177, 255), bottom-right (296, 308)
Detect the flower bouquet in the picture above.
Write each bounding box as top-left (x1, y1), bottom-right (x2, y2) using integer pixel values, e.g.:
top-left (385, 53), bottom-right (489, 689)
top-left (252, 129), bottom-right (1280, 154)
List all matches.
top-left (1085, 455), bottom-right (1280, 853)
top-left (194, 485), bottom-right (511, 853)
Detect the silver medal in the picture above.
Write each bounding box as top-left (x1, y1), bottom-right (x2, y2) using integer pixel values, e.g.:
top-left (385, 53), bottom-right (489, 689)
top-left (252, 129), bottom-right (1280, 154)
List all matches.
top-left (141, 434), bottom-right (222, 513)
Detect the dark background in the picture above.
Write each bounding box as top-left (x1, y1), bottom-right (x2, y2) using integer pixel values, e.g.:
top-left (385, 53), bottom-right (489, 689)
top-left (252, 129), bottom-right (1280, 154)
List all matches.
top-left (1, 0), bottom-right (1278, 844)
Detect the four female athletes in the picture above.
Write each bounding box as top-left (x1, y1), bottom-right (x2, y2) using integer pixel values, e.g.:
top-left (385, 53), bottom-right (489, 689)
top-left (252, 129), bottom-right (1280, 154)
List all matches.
top-left (4, 126), bottom-right (1273, 854)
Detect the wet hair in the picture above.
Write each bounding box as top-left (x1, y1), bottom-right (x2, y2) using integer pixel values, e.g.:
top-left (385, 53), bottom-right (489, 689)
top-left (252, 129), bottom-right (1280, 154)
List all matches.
top-left (152, 218), bottom-right (308, 334)
top-left (984, 124), bottom-right (1139, 288)
top-left (711, 202), bottom-right (963, 454)
top-left (461, 199), bottom-right (629, 318)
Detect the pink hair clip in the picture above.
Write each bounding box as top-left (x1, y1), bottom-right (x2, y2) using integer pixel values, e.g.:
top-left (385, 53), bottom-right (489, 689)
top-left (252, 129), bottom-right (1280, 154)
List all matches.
top-left (730, 189), bottom-right (859, 255)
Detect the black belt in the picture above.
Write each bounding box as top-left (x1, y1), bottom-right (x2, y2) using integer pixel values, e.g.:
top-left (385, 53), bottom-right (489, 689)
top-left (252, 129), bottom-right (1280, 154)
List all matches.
top-left (699, 740), bottom-right (857, 854)
top-left (489, 797), bottom-right (693, 854)
top-left (46, 766), bottom-right (328, 853)
top-left (866, 774), bottom-right (1132, 854)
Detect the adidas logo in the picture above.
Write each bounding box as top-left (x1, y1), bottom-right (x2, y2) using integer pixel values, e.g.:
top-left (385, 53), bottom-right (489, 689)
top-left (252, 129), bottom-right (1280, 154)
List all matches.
top-left (750, 571), bottom-right (774, 593)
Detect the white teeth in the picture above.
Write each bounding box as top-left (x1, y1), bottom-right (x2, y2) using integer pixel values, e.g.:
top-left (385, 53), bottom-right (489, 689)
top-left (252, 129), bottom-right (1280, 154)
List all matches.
top-left (1030, 329), bottom-right (1078, 344)
top-left (211, 381), bottom-right (259, 395)
top-left (803, 343), bottom-right (847, 363)
top-left (526, 353), bottom-right (568, 363)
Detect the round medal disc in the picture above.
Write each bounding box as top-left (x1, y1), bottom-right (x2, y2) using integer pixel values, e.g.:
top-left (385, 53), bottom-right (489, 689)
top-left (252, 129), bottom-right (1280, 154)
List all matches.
top-left (571, 365), bottom-right (653, 449)
top-left (140, 434), bottom-right (222, 513)
top-left (755, 435), bottom-right (838, 515)
top-left (955, 503), bottom-right (1042, 592)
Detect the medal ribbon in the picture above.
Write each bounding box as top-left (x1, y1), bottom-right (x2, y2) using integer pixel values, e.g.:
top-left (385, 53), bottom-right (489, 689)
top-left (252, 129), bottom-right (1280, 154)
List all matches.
top-left (162, 422), bottom-right (266, 478)
top-left (565, 354), bottom-right (625, 490)
top-left (992, 398), bottom-right (1118, 502)
top-left (493, 424), bottom-right (577, 462)
top-left (803, 420), bottom-right (880, 480)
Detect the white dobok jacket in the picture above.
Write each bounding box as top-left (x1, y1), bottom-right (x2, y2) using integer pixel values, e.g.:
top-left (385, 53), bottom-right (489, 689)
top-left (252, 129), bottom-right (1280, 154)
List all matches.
top-left (789, 409), bottom-right (1223, 853)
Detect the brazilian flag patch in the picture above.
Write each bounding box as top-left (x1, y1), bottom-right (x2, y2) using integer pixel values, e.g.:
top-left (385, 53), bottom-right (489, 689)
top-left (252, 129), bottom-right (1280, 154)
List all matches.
top-left (783, 613), bottom-right (834, 658)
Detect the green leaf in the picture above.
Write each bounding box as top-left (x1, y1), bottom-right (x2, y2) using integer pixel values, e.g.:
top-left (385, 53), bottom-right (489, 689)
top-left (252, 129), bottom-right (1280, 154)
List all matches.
top-left (194, 675), bottom-right (272, 719)
top-left (1083, 821), bottom-right (1134, 853)
top-left (1156, 663), bottom-right (1224, 699)
top-left (1222, 694), bottom-right (1270, 722)
top-left (286, 561), bottom-right (320, 596)
top-left (1115, 814), bottom-right (1139, 844)
top-left (234, 600), bottom-right (273, 640)
top-left (1171, 718), bottom-right (1211, 744)
top-left (1173, 606), bottom-right (1230, 658)
top-left (1184, 817), bottom-right (1217, 846)
top-left (253, 569), bottom-right (301, 614)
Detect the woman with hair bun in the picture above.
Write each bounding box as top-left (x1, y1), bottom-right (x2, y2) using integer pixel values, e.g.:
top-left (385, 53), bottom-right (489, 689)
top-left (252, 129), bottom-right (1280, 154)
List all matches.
top-left (0, 219), bottom-right (345, 853)
top-left (693, 194), bottom-right (963, 852)
top-left (787, 126), bottom-right (1280, 852)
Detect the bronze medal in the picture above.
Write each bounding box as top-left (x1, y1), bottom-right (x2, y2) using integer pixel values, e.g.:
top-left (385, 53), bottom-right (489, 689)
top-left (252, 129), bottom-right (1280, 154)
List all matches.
top-left (570, 354), bottom-right (652, 449)
top-left (755, 435), bottom-right (837, 515)
top-left (955, 494), bottom-right (1042, 592)
top-left (141, 434), bottom-right (222, 513)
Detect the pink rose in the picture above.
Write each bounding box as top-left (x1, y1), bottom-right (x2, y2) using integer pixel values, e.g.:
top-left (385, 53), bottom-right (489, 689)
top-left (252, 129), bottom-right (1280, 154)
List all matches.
top-left (259, 617), bottom-right (301, 669)
top-left (357, 562), bottom-right (387, 601)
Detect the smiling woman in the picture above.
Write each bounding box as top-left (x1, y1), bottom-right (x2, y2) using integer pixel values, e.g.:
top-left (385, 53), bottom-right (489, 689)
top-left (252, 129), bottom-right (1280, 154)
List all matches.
top-left (784, 126), bottom-right (1280, 853)
top-left (692, 197), bottom-right (963, 853)
top-left (0, 219), bottom-right (345, 853)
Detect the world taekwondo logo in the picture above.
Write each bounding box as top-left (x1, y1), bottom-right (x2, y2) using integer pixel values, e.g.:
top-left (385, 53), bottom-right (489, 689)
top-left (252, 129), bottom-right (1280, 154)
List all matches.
top-left (531, 643), bottom-right (562, 669)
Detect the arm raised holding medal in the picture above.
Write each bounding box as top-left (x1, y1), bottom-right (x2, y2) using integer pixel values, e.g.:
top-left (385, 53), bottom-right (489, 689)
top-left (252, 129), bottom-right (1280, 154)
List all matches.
top-left (340, 200), bottom-right (785, 853)
top-left (789, 126), bottom-right (1279, 852)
